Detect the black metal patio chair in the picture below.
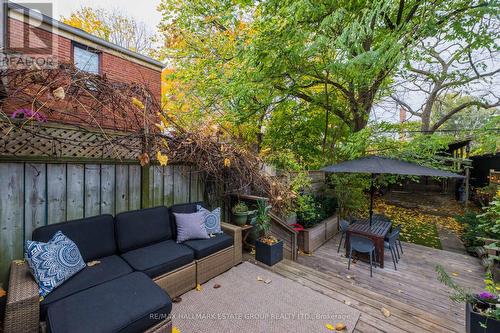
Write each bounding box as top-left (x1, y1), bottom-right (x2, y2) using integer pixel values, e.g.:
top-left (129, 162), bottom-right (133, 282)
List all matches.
top-left (347, 235), bottom-right (377, 277)
top-left (393, 224), bottom-right (403, 255)
top-left (384, 230), bottom-right (399, 270)
top-left (337, 219), bottom-right (350, 253)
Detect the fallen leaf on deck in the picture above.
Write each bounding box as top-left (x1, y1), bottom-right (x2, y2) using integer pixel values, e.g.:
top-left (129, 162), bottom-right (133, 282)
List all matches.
top-left (381, 307), bottom-right (391, 317)
top-left (196, 284), bottom-right (202, 291)
top-left (397, 289), bottom-right (402, 293)
top-left (250, 249), bottom-right (255, 255)
top-left (467, 269), bottom-right (472, 273)
top-left (213, 284), bottom-right (221, 289)
top-left (346, 275), bottom-right (352, 279)
top-left (0, 287), bottom-right (6, 298)
top-left (344, 300), bottom-right (351, 306)
top-left (264, 279), bottom-right (272, 284)
top-left (172, 326), bottom-right (181, 333)
top-left (172, 297), bottom-right (182, 303)
top-left (87, 260), bottom-right (101, 267)
top-left (257, 276), bottom-right (263, 281)
top-left (335, 322), bottom-right (346, 331)
top-left (325, 323), bottom-right (335, 330)
top-left (451, 272), bottom-right (459, 277)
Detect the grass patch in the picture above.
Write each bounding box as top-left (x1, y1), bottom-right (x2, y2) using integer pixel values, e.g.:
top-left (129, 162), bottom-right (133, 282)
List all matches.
top-left (398, 218), bottom-right (442, 249)
top-left (373, 200), bottom-right (452, 249)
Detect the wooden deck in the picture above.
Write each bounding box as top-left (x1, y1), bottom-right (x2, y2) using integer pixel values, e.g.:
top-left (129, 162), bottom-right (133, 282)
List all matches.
top-left (253, 234), bottom-right (485, 333)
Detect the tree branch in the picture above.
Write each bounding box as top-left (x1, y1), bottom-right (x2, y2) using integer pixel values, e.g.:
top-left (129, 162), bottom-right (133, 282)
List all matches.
top-left (439, 67), bottom-right (500, 91)
top-left (390, 95), bottom-right (420, 116)
top-left (396, 0), bottom-right (405, 26)
top-left (430, 99), bottom-right (500, 132)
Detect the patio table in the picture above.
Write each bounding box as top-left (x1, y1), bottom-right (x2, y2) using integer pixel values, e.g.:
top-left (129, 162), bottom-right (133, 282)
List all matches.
top-left (345, 220), bottom-right (392, 268)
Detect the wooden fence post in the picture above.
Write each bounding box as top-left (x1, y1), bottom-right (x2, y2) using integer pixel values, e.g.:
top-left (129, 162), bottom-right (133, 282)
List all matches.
top-left (141, 165), bottom-right (151, 208)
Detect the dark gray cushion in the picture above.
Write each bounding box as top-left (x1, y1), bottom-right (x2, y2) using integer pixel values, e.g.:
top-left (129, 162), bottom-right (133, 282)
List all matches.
top-left (121, 240), bottom-right (194, 278)
top-left (169, 202), bottom-right (207, 239)
top-left (115, 206), bottom-right (172, 253)
top-left (46, 272), bottom-right (171, 333)
top-left (40, 255), bottom-right (133, 320)
top-left (32, 215), bottom-right (116, 262)
top-left (183, 233), bottom-right (233, 259)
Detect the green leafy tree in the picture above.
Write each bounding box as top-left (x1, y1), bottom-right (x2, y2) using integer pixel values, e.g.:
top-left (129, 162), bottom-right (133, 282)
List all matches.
top-left (430, 95), bottom-right (499, 133)
top-left (158, 0), bottom-right (496, 168)
top-left (62, 7), bottom-right (155, 56)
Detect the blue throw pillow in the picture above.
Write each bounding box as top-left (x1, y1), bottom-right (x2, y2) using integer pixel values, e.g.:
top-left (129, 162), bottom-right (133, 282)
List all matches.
top-left (25, 231), bottom-right (86, 297)
top-left (197, 205), bottom-right (222, 235)
top-left (174, 211), bottom-right (211, 243)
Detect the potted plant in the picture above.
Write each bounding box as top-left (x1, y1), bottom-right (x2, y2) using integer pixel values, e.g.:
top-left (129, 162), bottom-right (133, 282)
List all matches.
top-left (232, 202), bottom-right (250, 226)
top-left (253, 200), bottom-right (283, 266)
top-left (436, 266), bottom-right (500, 333)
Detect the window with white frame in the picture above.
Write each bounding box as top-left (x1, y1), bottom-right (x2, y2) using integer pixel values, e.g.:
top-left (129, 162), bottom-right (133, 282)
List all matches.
top-left (73, 43), bottom-right (100, 74)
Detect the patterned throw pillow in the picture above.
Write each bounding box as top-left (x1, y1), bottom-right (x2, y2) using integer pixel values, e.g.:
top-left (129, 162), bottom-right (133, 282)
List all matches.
top-left (25, 231), bottom-right (86, 297)
top-left (197, 205), bottom-right (222, 235)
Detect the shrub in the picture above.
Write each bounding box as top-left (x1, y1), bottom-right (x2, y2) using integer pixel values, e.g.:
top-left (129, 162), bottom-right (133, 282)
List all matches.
top-left (295, 194), bottom-right (322, 228)
top-left (295, 194), bottom-right (337, 228)
top-left (328, 173), bottom-right (368, 218)
top-left (456, 211), bottom-right (484, 249)
top-left (478, 198), bottom-right (500, 240)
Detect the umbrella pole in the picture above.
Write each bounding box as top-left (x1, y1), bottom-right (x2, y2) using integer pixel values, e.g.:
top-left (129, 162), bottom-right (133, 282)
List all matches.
top-left (369, 174), bottom-right (374, 226)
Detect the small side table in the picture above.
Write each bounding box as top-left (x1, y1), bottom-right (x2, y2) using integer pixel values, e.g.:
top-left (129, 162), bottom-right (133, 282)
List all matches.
top-left (240, 224), bottom-right (254, 250)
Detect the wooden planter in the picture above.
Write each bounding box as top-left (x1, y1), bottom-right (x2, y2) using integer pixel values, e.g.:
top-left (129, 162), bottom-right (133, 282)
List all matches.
top-left (298, 214), bottom-right (338, 254)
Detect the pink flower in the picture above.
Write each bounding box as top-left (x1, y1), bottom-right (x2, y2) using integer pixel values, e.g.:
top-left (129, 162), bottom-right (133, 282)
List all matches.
top-left (478, 292), bottom-right (496, 300)
top-left (11, 108), bottom-right (47, 122)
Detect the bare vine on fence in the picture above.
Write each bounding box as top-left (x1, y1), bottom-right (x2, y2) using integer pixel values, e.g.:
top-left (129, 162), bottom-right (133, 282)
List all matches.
top-left (0, 63), bottom-right (291, 212)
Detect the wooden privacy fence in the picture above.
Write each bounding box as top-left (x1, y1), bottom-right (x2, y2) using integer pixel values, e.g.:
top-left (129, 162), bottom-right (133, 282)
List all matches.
top-left (0, 161), bottom-right (205, 287)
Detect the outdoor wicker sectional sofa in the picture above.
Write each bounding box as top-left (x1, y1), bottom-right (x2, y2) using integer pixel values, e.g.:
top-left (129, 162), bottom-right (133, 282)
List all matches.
top-left (4, 202), bottom-right (242, 333)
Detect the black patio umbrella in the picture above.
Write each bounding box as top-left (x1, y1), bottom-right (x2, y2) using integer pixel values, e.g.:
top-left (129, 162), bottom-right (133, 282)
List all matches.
top-left (321, 155), bottom-right (464, 225)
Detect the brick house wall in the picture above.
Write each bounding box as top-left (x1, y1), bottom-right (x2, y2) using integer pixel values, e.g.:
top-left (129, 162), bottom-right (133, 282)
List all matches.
top-left (3, 12), bottom-right (162, 132)
top-left (6, 17), bottom-right (162, 98)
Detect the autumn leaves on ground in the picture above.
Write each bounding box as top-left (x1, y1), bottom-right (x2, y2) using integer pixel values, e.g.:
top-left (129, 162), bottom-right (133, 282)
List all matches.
top-left (373, 195), bottom-right (465, 249)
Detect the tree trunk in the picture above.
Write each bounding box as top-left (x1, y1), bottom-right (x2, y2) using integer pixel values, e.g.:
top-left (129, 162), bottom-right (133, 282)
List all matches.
top-left (420, 85), bottom-right (441, 133)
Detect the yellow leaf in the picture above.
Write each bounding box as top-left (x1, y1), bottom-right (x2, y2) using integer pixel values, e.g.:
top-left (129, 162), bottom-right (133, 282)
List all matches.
top-left (325, 323), bottom-right (335, 330)
top-left (172, 327), bottom-right (181, 333)
top-left (224, 158), bottom-right (231, 167)
top-left (155, 123), bottom-right (165, 132)
top-left (381, 307), bottom-right (391, 317)
top-left (157, 112), bottom-right (169, 127)
top-left (156, 151), bottom-right (168, 166)
top-left (196, 284), bottom-right (202, 291)
top-left (132, 97), bottom-right (145, 109)
top-left (86, 260), bottom-right (101, 267)
top-left (451, 272), bottom-right (459, 277)
top-left (259, 147), bottom-right (271, 156)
